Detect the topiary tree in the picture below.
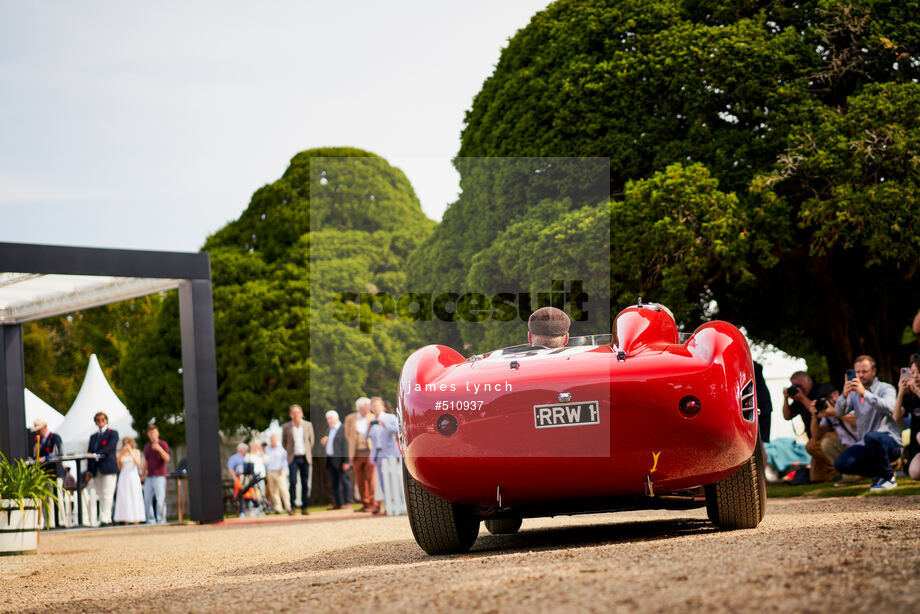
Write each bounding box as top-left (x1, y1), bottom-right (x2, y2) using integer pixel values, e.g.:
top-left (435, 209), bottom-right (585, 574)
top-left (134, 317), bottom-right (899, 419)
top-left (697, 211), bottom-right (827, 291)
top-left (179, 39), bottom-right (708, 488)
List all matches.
top-left (120, 147), bottom-right (434, 435)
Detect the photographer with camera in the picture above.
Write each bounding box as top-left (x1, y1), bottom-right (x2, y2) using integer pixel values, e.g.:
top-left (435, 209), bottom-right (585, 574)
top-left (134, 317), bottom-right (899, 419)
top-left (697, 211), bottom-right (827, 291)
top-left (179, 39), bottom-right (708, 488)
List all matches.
top-left (781, 372), bottom-right (836, 439)
top-left (833, 355), bottom-right (901, 490)
top-left (804, 390), bottom-right (858, 483)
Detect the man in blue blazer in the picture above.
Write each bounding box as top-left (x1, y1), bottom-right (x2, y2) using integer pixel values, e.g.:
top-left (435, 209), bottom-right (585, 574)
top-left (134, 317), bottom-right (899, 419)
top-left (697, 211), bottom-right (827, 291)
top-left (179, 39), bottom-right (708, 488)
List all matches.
top-left (321, 411), bottom-right (352, 510)
top-left (86, 412), bottom-right (119, 526)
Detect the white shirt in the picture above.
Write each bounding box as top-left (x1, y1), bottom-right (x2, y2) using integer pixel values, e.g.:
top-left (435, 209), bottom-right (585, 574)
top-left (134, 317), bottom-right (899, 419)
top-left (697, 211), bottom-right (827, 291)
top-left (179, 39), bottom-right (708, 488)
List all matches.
top-left (265, 444), bottom-right (287, 472)
top-left (292, 424), bottom-right (305, 455)
top-left (325, 423), bottom-right (340, 456)
top-left (356, 415), bottom-right (369, 437)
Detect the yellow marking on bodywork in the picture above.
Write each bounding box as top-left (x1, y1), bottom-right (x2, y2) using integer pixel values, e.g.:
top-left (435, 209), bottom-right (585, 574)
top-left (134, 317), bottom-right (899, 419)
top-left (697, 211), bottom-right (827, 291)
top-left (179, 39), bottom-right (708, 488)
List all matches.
top-left (650, 451), bottom-right (661, 473)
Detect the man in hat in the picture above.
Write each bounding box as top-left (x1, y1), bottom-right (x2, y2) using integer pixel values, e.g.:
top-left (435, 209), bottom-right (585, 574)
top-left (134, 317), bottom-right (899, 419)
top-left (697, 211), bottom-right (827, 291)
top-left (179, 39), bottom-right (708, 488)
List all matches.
top-left (30, 418), bottom-right (64, 528)
top-left (30, 418), bottom-right (64, 479)
top-left (527, 306), bottom-right (571, 348)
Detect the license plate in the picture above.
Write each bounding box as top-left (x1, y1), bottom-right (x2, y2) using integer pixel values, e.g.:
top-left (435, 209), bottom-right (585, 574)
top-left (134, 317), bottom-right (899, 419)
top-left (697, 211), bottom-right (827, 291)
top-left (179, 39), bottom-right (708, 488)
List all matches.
top-left (533, 401), bottom-right (600, 429)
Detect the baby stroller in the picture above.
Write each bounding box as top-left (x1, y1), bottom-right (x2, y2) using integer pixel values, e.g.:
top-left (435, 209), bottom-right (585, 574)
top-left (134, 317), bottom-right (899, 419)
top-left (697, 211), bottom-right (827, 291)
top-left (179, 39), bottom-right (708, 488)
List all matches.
top-left (234, 462), bottom-right (269, 517)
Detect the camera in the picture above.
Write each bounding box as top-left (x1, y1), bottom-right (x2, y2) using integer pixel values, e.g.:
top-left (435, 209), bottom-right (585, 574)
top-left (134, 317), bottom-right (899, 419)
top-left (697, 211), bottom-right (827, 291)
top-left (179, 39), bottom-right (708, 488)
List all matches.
top-left (786, 384), bottom-right (800, 397)
top-left (814, 397), bottom-right (828, 412)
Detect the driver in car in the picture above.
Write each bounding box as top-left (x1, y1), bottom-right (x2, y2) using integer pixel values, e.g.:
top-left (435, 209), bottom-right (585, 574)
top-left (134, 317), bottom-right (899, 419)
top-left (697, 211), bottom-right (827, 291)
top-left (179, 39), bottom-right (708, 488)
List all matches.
top-left (527, 306), bottom-right (571, 348)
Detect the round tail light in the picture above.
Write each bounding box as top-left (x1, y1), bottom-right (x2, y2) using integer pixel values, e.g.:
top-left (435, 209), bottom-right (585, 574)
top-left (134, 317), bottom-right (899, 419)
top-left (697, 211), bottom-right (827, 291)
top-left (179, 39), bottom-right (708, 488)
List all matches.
top-left (436, 414), bottom-right (458, 436)
top-left (678, 395), bottom-right (702, 418)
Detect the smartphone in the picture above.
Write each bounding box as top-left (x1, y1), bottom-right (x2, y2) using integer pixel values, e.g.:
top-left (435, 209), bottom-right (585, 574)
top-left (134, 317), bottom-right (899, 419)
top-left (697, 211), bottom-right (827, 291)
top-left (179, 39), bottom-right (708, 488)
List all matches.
top-left (846, 368), bottom-right (856, 381)
top-left (902, 367), bottom-right (911, 380)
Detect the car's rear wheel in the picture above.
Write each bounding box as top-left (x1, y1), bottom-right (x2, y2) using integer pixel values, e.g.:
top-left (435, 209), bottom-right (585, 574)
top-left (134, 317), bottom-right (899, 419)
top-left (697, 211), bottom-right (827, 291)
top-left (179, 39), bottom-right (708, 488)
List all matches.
top-left (404, 464), bottom-right (479, 554)
top-left (484, 517), bottom-right (522, 535)
top-left (705, 436), bottom-right (767, 530)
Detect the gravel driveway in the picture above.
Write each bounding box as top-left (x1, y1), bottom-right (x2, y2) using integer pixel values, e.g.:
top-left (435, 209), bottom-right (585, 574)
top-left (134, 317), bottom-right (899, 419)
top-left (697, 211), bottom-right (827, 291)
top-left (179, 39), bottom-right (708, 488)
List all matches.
top-left (2, 496), bottom-right (918, 613)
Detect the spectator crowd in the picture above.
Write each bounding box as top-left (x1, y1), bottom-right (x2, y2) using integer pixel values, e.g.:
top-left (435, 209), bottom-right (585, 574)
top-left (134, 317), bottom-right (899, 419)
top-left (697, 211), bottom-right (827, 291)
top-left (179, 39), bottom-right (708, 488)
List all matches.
top-left (30, 414), bottom-right (174, 526)
top-left (227, 396), bottom-right (403, 517)
top-left (31, 392), bottom-right (405, 525)
top-left (771, 309), bottom-right (920, 489)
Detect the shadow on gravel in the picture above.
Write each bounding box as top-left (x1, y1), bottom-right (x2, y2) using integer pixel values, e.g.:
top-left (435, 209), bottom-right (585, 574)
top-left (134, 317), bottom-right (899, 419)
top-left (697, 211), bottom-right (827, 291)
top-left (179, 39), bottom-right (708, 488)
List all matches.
top-left (11, 511), bottom-right (920, 614)
top-left (219, 516), bottom-right (713, 577)
top-left (471, 517), bottom-right (714, 555)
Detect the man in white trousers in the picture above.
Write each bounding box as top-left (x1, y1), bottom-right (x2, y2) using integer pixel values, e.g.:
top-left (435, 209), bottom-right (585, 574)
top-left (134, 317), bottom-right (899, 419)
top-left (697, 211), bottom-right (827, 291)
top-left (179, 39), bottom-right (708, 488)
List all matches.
top-left (86, 412), bottom-right (119, 526)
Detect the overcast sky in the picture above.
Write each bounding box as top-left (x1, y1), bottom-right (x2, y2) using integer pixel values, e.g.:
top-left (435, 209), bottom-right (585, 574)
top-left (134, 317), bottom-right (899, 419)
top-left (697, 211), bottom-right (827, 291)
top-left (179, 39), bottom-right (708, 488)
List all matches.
top-left (0, 1), bottom-right (551, 251)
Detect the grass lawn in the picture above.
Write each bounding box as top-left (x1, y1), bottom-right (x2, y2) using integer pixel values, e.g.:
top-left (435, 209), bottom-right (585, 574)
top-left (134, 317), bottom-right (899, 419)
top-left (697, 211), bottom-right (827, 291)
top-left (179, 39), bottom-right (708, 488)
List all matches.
top-left (767, 476), bottom-right (920, 498)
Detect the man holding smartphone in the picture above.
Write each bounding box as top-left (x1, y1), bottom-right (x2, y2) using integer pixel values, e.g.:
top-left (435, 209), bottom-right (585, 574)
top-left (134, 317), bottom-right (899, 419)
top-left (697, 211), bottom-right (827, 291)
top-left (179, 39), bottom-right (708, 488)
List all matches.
top-left (833, 355), bottom-right (901, 490)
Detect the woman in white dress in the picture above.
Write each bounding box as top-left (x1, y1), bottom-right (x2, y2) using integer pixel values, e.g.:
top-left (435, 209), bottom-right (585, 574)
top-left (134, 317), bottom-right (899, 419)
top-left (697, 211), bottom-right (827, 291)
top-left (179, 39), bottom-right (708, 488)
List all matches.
top-left (113, 437), bottom-right (146, 524)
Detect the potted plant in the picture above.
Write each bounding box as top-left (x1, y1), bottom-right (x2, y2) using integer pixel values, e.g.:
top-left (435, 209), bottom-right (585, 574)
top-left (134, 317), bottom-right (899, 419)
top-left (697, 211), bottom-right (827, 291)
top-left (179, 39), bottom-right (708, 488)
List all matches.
top-left (0, 453), bottom-right (58, 555)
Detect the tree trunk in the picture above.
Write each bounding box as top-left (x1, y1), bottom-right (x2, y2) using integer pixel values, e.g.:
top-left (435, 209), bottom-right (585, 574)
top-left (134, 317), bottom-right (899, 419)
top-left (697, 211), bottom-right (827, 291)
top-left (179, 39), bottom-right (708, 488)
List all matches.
top-left (716, 249), bottom-right (917, 390)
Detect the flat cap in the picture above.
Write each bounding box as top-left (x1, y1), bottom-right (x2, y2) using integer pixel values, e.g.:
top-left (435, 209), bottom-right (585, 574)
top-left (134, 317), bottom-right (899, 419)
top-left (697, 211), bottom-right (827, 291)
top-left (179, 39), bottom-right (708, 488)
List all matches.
top-left (527, 306), bottom-right (571, 337)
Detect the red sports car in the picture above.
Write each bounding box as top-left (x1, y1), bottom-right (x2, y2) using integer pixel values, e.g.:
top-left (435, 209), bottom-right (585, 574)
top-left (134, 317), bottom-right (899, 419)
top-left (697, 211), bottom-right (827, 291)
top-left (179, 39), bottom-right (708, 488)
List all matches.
top-left (397, 302), bottom-right (766, 554)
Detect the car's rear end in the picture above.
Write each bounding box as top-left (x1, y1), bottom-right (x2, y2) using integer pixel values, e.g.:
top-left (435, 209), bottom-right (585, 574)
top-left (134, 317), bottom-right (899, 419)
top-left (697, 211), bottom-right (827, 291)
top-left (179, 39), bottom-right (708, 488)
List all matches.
top-left (398, 319), bottom-right (758, 510)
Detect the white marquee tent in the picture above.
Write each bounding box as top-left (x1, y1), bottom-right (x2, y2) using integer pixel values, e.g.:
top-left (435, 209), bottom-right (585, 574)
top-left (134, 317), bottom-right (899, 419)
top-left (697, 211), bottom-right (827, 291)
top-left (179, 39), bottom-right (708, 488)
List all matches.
top-left (24, 388), bottom-right (66, 432)
top-left (57, 354), bottom-right (138, 453)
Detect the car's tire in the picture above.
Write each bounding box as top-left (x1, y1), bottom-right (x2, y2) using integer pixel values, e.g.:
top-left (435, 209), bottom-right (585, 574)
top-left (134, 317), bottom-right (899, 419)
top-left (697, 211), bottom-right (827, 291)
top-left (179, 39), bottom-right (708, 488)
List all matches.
top-left (704, 484), bottom-right (720, 526)
top-left (705, 436), bottom-right (767, 530)
top-left (404, 464), bottom-right (479, 554)
top-left (484, 517), bottom-right (522, 535)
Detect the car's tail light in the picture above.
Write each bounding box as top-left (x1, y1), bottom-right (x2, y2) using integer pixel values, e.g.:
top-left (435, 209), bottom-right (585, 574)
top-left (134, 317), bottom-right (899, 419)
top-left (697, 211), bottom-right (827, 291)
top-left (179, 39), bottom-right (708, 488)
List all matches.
top-left (678, 395), bottom-right (702, 418)
top-left (436, 414), bottom-right (458, 436)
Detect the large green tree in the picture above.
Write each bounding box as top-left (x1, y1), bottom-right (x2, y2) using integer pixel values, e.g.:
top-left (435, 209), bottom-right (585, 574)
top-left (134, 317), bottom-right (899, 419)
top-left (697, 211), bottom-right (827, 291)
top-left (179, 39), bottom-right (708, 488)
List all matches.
top-left (410, 0), bottom-right (920, 379)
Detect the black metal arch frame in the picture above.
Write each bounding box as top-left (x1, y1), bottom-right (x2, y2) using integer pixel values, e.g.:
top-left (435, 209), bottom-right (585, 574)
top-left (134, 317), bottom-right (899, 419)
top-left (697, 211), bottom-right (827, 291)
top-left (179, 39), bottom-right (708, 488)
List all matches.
top-left (0, 242), bottom-right (222, 523)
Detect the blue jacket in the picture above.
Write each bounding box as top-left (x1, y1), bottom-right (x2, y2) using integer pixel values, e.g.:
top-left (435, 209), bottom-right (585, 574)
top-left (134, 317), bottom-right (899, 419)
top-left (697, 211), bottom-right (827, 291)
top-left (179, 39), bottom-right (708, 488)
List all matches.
top-left (88, 428), bottom-right (119, 475)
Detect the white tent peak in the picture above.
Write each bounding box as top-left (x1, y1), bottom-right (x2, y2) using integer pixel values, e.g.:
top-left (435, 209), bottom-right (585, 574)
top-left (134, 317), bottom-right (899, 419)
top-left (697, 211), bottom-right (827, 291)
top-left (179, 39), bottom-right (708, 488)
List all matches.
top-left (57, 354), bottom-right (138, 454)
top-left (24, 389), bottom-right (66, 432)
